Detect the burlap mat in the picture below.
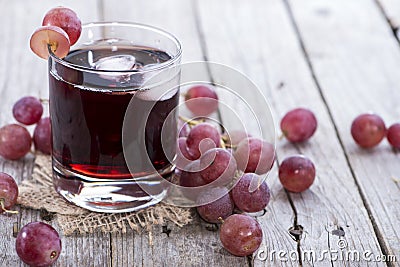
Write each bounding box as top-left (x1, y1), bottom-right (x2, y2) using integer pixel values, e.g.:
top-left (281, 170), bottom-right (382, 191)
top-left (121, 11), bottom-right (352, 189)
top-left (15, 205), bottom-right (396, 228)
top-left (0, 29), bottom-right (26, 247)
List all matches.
top-left (17, 154), bottom-right (192, 236)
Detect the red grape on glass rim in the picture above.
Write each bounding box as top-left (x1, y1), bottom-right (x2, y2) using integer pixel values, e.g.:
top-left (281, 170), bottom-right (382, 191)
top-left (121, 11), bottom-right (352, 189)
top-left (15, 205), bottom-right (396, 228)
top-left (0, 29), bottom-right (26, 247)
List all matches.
top-left (30, 25), bottom-right (70, 59)
top-left (279, 155), bottom-right (316, 193)
top-left (16, 222), bottom-right (62, 267)
top-left (219, 214), bottom-right (263, 257)
top-left (42, 6), bottom-right (82, 46)
top-left (280, 107), bottom-right (317, 143)
top-left (351, 113), bottom-right (386, 148)
top-left (12, 96), bottom-right (43, 125)
top-left (0, 172), bottom-right (19, 214)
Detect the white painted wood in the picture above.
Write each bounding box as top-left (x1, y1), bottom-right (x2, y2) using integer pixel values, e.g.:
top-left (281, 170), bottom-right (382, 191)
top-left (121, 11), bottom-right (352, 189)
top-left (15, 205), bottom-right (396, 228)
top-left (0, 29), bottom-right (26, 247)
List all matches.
top-left (377, 0), bottom-right (400, 29)
top-left (196, 0), bottom-right (386, 266)
top-left (0, 1), bottom-right (112, 266)
top-left (287, 0), bottom-right (400, 262)
top-left (102, 0), bottom-right (249, 266)
top-left (1, 0), bottom-right (398, 266)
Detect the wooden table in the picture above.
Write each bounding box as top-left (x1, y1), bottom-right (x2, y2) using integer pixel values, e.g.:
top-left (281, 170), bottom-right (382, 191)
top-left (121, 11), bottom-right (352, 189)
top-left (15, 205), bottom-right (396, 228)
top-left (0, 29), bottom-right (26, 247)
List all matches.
top-left (1, 0), bottom-right (400, 266)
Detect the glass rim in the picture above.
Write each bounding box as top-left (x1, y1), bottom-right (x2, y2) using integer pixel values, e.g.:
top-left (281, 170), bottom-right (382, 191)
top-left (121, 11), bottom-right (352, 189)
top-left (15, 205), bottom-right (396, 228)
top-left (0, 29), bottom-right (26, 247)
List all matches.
top-left (49, 21), bottom-right (182, 74)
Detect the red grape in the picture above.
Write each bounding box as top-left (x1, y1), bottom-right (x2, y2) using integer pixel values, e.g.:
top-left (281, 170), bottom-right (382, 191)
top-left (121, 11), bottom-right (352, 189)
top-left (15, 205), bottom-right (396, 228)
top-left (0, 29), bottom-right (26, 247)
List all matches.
top-left (0, 124), bottom-right (32, 160)
top-left (0, 172), bottom-right (18, 214)
top-left (234, 137), bottom-right (275, 174)
top-left (223, 130), bottom-right (250, 147)
top-left (196, 187), bottom-right (234, 223)
top-left (279, 155), bottom-right (315, 193)
top-left (42, 6), bottom-right (82, 46)
top-left (184, 85), bottom-right (219, 116)
top-left (186, 123), bottom-right (220, 159)
top-left (231, 173), bottom-right (270, 213)
top-left (200, 148), bottom-right (237, 184)
top-left (179, 160), bottom-right (207, 188)
top-left (351, 113), bottom-right (386, 148)
top-left (12, 96), bottom-right (43, 125)
top-left (219, 214), bottom-right (263, 256)
top-left (280, 108), bottom-right (317, 142)
top-left (16, 222), bottom-right (62, 267)
top-left (387, 123), bottom-right (400, 149)
top-left (30, 25), bottom-right (70, 59)
top-left (178, 119), bottom-right (190, 137)
top-left (179, 160), bottom-right (208, 201)
top-left (33, 117), bottom-right (52, 155)
top-left (176, 137), bottom-right (193, 169)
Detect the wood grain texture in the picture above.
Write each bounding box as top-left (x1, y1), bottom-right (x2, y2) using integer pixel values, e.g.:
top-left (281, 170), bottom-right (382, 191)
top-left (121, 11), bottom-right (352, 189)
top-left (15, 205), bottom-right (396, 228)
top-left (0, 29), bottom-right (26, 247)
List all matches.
top-left (102, 0), bottom-right (248, 266)
top-left (376, 0), bottom-right (400, 30)
top-left (1, 0), bottom-right (399, 266)
top-left (0, 1), bottom-right (113, 267)
top-left (287, 0), bottom-right (400, 262)
top-left (196, 0), bottom-right (387, 266)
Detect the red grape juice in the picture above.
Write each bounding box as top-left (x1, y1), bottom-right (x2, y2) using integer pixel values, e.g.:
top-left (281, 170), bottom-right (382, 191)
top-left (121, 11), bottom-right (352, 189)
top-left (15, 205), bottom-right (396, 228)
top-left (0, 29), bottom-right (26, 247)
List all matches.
top-left (49, 46), bottom-right (179, 180)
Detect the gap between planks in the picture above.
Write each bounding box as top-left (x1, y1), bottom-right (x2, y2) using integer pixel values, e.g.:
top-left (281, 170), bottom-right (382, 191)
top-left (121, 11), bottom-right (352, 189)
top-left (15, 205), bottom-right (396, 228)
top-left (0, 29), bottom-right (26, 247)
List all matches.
top-left (192, 0), bottom-right (301, 266)
top-left (282, 0), bottom-right (393, 263)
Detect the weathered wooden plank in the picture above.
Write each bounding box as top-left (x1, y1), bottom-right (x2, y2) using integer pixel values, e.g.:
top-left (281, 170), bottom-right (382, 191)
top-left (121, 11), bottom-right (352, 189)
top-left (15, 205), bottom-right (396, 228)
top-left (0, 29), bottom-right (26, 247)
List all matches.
top-left (102, 0), bottom-right (250, 266)
top-left (0, 1), bottom-right (113, 267)
top-left (287, 0), bottom-right (400, 263)
top-left (2, 0), bottom-right (399, 266)
top-left (196, 0), bottom-right (386, 266)
top-left (376, 0), bottom-right (400, 31)
top-left (102, 0), bottom-right (203, 63)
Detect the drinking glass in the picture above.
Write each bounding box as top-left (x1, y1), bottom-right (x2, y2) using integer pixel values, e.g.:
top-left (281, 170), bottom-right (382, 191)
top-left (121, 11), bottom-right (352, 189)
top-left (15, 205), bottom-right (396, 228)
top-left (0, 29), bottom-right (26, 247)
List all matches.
top-left (48, 22), bottom-right (182, 213)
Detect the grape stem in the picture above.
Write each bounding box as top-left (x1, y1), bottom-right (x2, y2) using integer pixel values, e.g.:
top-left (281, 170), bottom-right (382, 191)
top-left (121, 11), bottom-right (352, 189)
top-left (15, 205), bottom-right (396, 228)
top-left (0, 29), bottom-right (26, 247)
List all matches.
top-left (220, 139), bottom-right (226, 149)
top-left (47, 42), bottom-right (59, 54)
top-left (278, 132), bottom-right (286, 141)
top-left (178, 115), bottom-right (204, 126)
top-left (220, 135), bottom-right (236, 149)
top-left (0, 198), bottom-right (18, 214)
top-left (40, 98), bottom-right (50, 104)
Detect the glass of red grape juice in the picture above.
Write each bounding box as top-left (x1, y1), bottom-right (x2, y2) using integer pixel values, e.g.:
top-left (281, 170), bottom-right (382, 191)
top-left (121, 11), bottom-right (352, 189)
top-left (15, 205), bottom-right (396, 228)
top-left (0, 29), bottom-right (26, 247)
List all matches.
top-left (48, 22), bottom-right (182, 212)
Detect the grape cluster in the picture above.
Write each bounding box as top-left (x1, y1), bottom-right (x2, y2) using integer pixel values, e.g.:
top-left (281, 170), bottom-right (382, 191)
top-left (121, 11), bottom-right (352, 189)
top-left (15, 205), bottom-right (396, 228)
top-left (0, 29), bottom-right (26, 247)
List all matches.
top-left (177, 118), bottom-right (274, 211)
top-left (351, 113), bottom-right (400, 150)
top-left (180, 85), bottom-right (275, 256)
top-left (0, 96), bottom-right (51, 161)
